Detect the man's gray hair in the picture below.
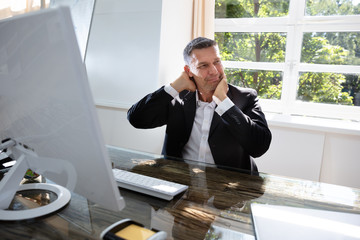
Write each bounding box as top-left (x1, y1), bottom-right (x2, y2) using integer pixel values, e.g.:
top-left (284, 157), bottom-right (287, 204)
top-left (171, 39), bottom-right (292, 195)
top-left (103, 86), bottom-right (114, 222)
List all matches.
top-left (183, 37), bottom-right (217, 65)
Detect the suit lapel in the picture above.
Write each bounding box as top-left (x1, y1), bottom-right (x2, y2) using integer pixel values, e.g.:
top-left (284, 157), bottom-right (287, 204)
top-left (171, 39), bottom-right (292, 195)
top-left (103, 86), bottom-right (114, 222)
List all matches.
top-left (181, 91), bottom-right (196, 137)
top-left (209, 113), bottom-right (221, 137)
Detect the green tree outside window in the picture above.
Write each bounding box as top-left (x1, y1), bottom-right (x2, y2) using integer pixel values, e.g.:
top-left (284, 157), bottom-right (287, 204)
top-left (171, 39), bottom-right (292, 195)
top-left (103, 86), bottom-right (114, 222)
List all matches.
top-left (215, 0), bottom-right (360, 106)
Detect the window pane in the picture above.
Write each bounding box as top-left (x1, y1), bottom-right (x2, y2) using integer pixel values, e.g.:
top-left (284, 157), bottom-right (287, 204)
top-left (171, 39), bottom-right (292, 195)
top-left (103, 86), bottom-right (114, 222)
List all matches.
top-left (0, 0), bottom-right (50, 20)
top-left (301, 32), bottom-right (360, 65)
top-left (216, 32), bottom-right (286, 62)
top-left (215, 0), bottom-right (289, 18)
top-left (306, 0), bottom-right (360, 16)
top-left (225, 68), bottom-right (283, 100)
top-left (297, 72), bottom-right (360, 106)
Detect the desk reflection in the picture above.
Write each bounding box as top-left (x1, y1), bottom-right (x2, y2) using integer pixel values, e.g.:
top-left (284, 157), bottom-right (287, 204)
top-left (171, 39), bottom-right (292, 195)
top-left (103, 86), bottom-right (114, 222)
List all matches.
top-left (129, 158), bottom-right (265, 240)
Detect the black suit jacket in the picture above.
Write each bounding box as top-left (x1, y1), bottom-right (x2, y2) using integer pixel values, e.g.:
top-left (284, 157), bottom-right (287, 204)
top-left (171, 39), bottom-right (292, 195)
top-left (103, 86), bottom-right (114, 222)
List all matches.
top-left (127, 84), bottom-right (271, 172)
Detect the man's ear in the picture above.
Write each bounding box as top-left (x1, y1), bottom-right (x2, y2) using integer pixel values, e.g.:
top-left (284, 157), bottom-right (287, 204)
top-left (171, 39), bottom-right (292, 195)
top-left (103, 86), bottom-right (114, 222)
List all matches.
top-left (184, 65), bottom-right (194, 77)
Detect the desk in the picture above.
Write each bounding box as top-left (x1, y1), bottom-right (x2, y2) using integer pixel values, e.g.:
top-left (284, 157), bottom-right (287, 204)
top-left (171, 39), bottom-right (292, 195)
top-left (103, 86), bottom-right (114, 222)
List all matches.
top-left (1, 145), bottom-right (360, 239)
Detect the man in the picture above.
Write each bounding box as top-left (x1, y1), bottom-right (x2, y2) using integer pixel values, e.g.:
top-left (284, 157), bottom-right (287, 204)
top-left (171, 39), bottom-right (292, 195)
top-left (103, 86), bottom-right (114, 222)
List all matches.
top-left (127, 37), bottom-right (271, 171)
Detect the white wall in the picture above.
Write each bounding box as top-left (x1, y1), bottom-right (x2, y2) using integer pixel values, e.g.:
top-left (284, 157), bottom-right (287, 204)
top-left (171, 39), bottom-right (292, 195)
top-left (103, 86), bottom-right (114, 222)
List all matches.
top-left (158, 0), bottom-right (194, 87)
top-left (257, 126), bottom-right (325, 182)
top-left (257, 116), bottom-right (360, 189)
top-left (88, 0), bottom-right (360, 190)
top-left (86, 0), bottom-right (163, 108)
top-left (89, 0), bottom-right (193, 154)
top-left (97, 106), bottom-right (165, 154)
top-left (320, 133), bottom-right (360, 188)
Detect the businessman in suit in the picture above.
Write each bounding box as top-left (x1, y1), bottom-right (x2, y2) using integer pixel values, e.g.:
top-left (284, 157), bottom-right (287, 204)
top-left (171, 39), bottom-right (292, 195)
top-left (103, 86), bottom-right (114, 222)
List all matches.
top-left (127, 37), bottom-right (271, 172)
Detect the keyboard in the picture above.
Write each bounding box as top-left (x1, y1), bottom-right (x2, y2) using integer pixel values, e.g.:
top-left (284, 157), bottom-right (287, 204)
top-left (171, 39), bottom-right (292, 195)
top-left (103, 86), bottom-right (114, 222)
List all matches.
top-left (112, 168), bottom-right (188, 200)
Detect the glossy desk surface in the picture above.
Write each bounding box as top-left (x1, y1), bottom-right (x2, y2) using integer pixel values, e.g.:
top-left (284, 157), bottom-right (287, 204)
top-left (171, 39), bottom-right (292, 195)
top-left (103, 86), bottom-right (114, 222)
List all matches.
top-left (1, 145), bottom-right (360, 240)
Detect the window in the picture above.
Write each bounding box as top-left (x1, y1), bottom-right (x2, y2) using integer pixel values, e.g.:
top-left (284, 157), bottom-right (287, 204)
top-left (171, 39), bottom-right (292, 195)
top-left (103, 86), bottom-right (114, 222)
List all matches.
top-left (0, 0), bottom-right (50, 19)
top-left (215, 0), bottom-right (360, 121)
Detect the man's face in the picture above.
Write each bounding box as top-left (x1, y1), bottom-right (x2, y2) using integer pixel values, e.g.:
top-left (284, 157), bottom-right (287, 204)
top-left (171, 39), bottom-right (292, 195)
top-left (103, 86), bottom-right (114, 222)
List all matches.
top-left (187, 46), bottom-right (224, 93)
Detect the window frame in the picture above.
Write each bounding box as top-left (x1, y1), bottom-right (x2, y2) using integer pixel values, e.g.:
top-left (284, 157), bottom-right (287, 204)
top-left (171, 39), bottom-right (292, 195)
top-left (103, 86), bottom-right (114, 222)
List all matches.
top-left (215, 0), bottom-right (360, 121)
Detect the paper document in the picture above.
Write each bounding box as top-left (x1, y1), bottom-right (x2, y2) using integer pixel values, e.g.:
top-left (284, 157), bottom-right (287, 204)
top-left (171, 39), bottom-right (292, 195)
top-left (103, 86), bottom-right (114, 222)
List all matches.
top-left (251, 203), bottom-right (360, 240)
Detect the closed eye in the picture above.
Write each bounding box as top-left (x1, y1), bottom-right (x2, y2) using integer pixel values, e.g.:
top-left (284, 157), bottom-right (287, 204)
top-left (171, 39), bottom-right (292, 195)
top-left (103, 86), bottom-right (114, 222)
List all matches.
top-left (198, 64), bottom-right (208, 69)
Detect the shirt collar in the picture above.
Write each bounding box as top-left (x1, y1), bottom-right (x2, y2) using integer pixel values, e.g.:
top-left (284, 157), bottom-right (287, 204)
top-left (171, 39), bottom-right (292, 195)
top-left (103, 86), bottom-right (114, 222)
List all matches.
top-left (195, 90), bottom-right (216, 108)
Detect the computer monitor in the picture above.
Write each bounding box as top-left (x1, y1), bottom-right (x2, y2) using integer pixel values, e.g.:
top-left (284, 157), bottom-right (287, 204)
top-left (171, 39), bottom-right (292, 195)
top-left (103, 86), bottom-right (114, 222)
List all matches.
top-left (0, 6), bottom-right (125, 221)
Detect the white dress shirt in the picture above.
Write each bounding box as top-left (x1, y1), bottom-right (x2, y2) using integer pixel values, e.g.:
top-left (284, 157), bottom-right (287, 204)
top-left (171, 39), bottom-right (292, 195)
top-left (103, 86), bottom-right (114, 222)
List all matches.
top-left (164, 83), bottom-right (234, 164)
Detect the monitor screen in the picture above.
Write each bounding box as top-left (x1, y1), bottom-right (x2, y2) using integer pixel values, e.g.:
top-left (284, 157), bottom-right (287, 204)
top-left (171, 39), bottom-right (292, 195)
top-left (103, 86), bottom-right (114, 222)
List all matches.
top-left (0, 6), bottom-right (125, 220)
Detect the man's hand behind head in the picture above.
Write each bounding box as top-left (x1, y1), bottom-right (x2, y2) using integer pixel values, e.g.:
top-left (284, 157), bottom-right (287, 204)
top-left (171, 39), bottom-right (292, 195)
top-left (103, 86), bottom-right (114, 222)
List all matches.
top-left (171, 71), bottom-right (197, 93)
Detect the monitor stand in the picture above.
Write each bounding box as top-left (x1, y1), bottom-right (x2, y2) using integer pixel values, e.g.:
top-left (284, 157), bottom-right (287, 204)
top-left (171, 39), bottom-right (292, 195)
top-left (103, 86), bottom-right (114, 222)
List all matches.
top-left (0, 140), bottom-right (71, 221)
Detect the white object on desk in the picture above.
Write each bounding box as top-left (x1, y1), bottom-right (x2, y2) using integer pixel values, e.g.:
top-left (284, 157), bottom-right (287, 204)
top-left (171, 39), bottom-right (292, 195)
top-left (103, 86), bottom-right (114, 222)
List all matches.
top-left (251, 203), bottom-right (360, 240)
top-left (112, 169), bottom-right (188, 200)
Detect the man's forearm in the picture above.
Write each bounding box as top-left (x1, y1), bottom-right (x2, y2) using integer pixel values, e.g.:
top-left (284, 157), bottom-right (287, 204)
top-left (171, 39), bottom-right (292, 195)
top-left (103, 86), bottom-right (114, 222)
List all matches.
top-left (127, 87), bottom-right (172, 129)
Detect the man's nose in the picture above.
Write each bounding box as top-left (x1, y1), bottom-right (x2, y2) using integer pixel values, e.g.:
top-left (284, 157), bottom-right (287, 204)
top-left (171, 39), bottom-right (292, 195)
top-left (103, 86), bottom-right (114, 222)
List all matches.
top-left (209, 64), bottom-right (218, 74)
